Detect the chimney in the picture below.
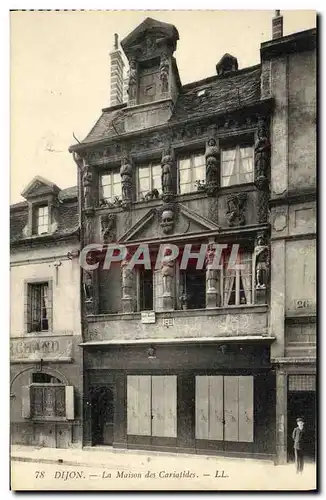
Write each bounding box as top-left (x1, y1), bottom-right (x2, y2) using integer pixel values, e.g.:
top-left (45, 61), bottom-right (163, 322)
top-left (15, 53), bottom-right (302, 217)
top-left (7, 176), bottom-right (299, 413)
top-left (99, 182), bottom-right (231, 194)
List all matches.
top-left (272, 10), bottom-right (283, 39)
top-left (109, 33), bottom-right (124, 106)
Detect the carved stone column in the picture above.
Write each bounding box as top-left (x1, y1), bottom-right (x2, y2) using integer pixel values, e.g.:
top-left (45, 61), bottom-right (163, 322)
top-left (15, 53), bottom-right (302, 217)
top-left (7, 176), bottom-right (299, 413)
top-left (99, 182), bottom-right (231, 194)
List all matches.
top-left (205, 126), bottom-right (220, 224)
top-left (161, 258), bottom-right (174, 311)
top-left (254, 117), bottom-right (271, 224)
top-left (121, 259), bottom-right (136, 313)
top-left (205, 241), bottom-right (219, 308)
top-left (120, 156), bottom-right (133, 232)
top-left (83, 268), bottom-right (98, 316)
top-left (161, 148), bottom-right (175, 203)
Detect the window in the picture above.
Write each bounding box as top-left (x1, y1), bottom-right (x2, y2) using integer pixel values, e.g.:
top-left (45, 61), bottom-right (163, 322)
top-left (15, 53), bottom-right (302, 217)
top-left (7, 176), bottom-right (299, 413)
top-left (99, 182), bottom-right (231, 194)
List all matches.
top-left (179, 264), bottom-right (206, 310)
top-left (27, 282), bottom-right (51, 332)
top-left (222, 252), bottom-right (252, 306)
top-left (221, 144), bottom-right (254, 187)
top-left (137, 162), bottom-right (161, 200)
top-left (22, 375), bottom-right (75, 421)
top-left (99, 171), bottom-right (122, 203)
top-left (33, 205), bottom-right (49, 235)
top-left (178, 152), bottom-right (205, 194)
top-left (138, 269), bottom-right (153, 311)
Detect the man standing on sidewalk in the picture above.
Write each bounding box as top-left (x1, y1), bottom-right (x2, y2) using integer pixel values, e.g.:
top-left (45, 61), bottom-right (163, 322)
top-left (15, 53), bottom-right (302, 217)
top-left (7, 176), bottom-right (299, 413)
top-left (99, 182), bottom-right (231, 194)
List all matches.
top-left (292, 417), bottom-right (305, 474)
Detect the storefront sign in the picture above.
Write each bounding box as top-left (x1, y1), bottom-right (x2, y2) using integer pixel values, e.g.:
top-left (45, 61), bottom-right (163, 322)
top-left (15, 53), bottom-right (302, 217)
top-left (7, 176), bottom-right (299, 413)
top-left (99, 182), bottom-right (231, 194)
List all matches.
top-left (10, 337), bottom-right (73, 363)
top-left (141, 311), bottom-right (156, 324)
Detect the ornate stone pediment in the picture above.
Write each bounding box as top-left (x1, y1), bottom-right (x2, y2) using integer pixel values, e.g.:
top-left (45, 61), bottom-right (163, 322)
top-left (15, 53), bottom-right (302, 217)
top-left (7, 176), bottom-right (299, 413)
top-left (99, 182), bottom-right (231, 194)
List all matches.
top-left (21, 176), bottom-right (60, 200)
top-left (118, 203), bottom-right (220, 243)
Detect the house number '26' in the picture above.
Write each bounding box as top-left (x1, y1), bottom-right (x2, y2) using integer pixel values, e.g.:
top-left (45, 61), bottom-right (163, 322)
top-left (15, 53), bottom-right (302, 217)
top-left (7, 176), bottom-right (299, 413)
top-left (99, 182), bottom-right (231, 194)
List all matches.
top-left (296, 300), bottom-right (310, 309)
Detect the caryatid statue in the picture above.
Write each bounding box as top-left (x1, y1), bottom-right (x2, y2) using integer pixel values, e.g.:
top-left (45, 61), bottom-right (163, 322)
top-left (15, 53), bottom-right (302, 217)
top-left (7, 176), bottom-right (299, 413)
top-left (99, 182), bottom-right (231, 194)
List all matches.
top-left (160, 53), bottom-right (169, 93)
top-left (120, 158), bottom-right (133, 206)
top-left (254, 232), bottom-right (269, 290)
top-left (254, 118), bottom-right (270, 181)
top-left (205, 243), bottom-right (218, 292)
top-left (161, 258), bottom-right (174, 296)
top-left (161, 150), bottom-right (173, 196)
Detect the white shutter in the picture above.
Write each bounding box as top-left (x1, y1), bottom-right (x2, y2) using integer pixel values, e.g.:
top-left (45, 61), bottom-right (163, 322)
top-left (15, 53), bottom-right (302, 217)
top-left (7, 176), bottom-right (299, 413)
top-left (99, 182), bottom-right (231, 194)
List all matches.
top-left (195, 376), bottom-right (209, 439)
top-left (238, 376), bottom-right (254, 442)
top-left (65, 386), bottom-right (75, 420)
top-left (153, 269), bottom-right (164, 311)
top-left (21, 386), bottom-right (31, 419)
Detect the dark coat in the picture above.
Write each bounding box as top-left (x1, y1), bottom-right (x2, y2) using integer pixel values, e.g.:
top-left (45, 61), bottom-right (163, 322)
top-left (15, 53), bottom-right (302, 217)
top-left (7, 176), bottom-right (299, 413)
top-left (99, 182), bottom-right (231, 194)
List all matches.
top-left (292, 427), bottom-right (305, 450)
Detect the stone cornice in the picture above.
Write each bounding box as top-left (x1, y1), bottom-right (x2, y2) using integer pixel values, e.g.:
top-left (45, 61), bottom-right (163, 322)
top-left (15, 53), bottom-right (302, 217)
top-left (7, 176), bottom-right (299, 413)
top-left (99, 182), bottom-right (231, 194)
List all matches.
top-left (261, 28), bottom-right (316, 61)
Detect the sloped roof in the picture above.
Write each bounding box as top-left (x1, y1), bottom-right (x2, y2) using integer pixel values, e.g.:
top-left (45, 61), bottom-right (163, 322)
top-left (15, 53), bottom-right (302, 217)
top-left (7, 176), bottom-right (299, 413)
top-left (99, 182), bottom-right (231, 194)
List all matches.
top-left (80, 65), bottom-right (261, 146)
top-left (10, 185), bottom-right (78, 245)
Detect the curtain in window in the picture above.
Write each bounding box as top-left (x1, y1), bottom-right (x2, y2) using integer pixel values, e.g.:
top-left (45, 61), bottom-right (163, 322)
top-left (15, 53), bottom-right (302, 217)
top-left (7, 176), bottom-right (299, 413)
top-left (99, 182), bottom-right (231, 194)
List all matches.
top-left (221, 149), bottom-right (237, 187)
top-left (223, 263), bottom-right (236, 306)
top-left (239, 147), bottom-right (253, 183)
top-left (240, 253), bottom-right (252, 304)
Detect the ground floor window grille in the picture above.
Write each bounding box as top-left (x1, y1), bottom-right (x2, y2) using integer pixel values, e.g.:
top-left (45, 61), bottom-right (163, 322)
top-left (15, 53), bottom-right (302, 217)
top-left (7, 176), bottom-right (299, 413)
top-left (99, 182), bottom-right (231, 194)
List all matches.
top-left (288, 375), bottom-right (316, 392)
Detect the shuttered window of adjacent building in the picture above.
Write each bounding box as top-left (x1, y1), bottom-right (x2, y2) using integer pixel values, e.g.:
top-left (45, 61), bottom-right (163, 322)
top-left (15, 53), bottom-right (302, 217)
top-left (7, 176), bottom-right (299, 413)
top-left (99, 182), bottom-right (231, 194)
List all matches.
top-left (22, 382), bottom-right (74, 421)
top-left (195, 375), bottom-right (254, 443)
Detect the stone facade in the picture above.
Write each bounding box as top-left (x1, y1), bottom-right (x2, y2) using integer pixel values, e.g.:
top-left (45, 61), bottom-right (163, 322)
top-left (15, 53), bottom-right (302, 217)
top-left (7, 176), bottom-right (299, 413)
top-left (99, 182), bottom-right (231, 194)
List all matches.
top-left (68, 17), bottom-right (316, 461)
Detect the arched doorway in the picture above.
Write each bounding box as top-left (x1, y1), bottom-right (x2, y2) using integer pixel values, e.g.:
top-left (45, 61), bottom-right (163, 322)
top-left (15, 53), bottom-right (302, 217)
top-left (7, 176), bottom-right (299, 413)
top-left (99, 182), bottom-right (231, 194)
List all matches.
top-left (91, 386), bottom-right (114, 446)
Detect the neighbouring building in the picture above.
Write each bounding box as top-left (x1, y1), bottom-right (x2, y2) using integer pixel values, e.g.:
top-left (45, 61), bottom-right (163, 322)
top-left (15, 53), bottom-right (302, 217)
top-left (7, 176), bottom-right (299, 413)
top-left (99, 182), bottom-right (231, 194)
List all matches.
top-left (10, 177), bottom-right (83, 448)
top-left (69, 14), bottom-right (316, 463)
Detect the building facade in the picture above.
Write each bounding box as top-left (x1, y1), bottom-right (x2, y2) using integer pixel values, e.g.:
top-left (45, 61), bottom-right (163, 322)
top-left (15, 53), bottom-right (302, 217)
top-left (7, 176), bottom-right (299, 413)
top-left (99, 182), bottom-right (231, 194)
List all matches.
top-left (10, 177), bottom-right (83, 448)
top-left (69, 15), bottom-right (316, 462)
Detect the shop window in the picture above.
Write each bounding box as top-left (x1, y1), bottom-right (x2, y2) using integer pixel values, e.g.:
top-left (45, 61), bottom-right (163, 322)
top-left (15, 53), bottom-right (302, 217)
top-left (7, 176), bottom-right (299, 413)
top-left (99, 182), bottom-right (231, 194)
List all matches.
top-left (196, 375), bottom-right (253, 442)
top-left (221, 144), bottom-right (254, 187)
top-left (177, 151), bottom-right (206, 194)
top-left (26, 282), bottom-right (52, 333)
top-left (138, 269), bottom-right (153, 311)
top-left (179, 265), bottom-right (206, 310)
top-left (32, 204), bottom-right (49, 235)
top-left (222, 252), bottom-right (252, 306)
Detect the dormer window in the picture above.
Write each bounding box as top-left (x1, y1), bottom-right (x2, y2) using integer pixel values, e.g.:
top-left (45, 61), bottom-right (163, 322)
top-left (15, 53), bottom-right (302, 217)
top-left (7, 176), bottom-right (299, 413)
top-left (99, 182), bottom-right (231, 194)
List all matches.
top-left (33, 205), bottom-right (49, 235)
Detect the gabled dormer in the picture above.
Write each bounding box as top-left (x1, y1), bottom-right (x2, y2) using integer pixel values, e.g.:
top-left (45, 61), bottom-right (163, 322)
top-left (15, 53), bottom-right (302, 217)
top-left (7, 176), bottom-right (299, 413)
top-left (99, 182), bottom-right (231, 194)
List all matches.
top-left (121, 17), bottom-right (180, 107)
top-left (21, 176), bottom-right (60, 237)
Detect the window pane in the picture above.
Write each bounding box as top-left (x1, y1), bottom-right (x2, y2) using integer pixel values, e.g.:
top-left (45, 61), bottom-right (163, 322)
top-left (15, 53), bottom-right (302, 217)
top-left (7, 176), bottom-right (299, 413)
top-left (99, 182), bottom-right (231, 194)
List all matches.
top-left (179, 168), bottom-right (191, 184)
top-left (100, 174), bottom-right (112, 201)
top-left (112, 173), bottom-right (122, 198)
top-left (139, 177), bottom-right (150, 197)
top-left (179, 158), bottom-right (191, 170)
top-left (180, 183), bottom-right (192, 194)
top-left (221, 149), bottom-right (237, 162)
top-left (100, 174), bottom-right (111, 187)
top-left (193, 154), bottom-right (205, 167)
top-left (152, 174), bottom-right (162, 192)
top-left (138, 166), bottom-right (150, 179)
top-left (194, 165), bottom-right (206, 182)
top-left (151, 165), bottom-right (161, 177)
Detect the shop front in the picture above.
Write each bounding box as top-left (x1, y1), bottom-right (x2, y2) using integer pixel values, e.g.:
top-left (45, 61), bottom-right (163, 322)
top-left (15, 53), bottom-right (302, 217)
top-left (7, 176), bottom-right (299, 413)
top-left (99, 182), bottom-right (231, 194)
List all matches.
top-left (83, 339), bottom-right (276, 459)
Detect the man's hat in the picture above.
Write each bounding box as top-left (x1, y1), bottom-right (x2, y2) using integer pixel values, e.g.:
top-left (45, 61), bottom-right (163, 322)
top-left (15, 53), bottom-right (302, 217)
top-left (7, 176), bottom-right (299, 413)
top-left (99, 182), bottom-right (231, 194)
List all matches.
top-left (296, 417), bottom-right (304, 423)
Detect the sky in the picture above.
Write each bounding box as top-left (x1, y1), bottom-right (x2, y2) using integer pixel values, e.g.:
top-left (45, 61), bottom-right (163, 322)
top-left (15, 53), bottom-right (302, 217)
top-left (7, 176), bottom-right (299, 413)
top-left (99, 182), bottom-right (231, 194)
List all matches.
top-left (10, 10), bottom-right (317, 204)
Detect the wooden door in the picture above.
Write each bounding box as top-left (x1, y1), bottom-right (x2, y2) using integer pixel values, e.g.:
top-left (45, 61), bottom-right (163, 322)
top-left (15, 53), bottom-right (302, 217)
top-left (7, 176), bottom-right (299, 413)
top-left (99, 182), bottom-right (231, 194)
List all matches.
top-left (152, 376), bottom-right (177, 438)
top-left (224, 376), bottom-right (239, 442)
top-left (208, 376), bottom-right (224, 441)
top-left (238, 376), bottom-right (254, 442)
top-left (127, 376), bottom-right (151, 436)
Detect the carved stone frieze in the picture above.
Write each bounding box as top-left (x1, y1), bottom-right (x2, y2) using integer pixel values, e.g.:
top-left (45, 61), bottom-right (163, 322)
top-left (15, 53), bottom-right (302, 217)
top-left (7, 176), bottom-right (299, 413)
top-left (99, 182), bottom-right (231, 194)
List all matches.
top-left (226, 193), bottom-right (247, 227)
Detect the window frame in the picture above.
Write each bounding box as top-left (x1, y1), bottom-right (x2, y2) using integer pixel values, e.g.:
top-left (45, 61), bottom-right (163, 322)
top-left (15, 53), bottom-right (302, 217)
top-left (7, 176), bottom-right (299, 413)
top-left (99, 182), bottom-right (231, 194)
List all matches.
top-left (30, 382), bottom-right (67, 421)
top-left (221, 251), bottom-right (254, 307)
top-left (177, 150), bottom-right (206, 195)
top-left (24, 279), bottom-right (53, 334)
top-left (99, 169), bottom-right (122, 204)
top-left (136, 160), bottom-right (162, 201)
top-left (32, 203), bottom-right (50, 235)
top-left (220, 143), bottom-right (254, 188)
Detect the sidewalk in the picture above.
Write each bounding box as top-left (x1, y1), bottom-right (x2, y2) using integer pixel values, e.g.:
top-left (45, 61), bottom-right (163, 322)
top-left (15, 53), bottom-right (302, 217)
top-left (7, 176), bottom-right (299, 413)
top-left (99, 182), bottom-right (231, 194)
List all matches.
top-left (11, 444), bottom-right (274, 469)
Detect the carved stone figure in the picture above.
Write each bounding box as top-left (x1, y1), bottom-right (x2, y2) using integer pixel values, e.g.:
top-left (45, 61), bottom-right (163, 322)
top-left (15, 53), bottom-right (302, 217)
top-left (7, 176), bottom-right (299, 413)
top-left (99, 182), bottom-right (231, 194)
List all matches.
top-left (83, 165), bottom-right (93, 209)
top-left (254, 232), bottom-right (270, 290)
top-left (205, 135), bottom-right (219, 196)
top-left (100, 213), bottom-right (116, 244)
top-left (83, 270), bottom-right (93, 302)
top-left (161, 150), bottom-right (173, 197)
top-left (160, 209), bottom-right (174, 234)
top-left (226, 193), bottom-right (247, 227)
top-left (160, 53), bottom-right (169, 93)
top-left (161, 259), bottom-right (174, 296)
top-left (205, 244), bottom-right (218, 290)
top-left (254, 118), bottom-right (270, 180)
top-left (128, 59), bottom-right (137, 100)
top-left (121, 258), bottom-right (133, 297)
top-left (120, 158), bottom-right (133, 208)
